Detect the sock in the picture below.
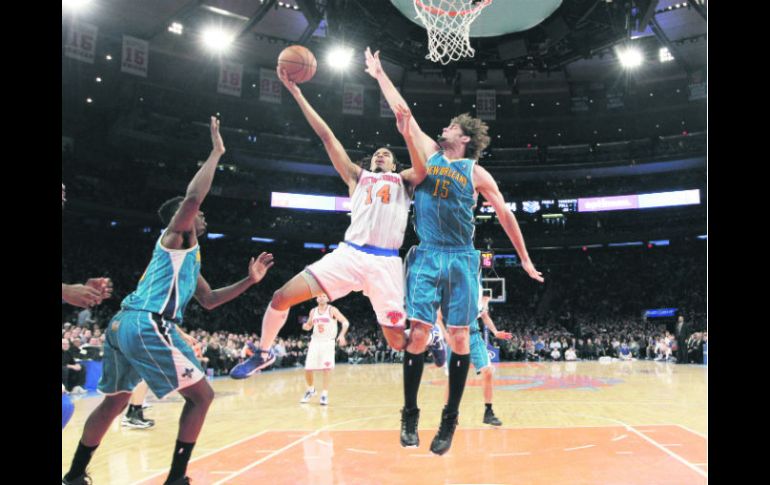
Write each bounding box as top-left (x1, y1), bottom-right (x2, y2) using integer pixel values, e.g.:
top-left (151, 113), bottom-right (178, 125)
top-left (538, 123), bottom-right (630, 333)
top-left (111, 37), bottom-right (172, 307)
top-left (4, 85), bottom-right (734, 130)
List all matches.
top-left (402, 351), bottom-right (424, 410)
top-left (485, 403), bottom-right (493, 412)
top-left (446, 353), bottom-right (470, 415)
top-left (127, 404), bottom-right (141, 416)
top-left (260, 304), bottom-right (289, 352)
top-left (65, 441), bottom-right (99, 480)
top-left (165, 440), bottom-right (195, 484)
top-left (321, 390), bottom-right (328, 397)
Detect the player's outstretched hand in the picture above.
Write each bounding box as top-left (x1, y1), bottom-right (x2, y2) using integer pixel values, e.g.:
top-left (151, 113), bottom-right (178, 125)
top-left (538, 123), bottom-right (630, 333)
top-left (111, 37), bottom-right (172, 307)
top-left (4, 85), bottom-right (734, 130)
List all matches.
top-left (394, 103), bottom-right (412, 137)
top-left (277, 66), bottom-right (301, 96)
top-left (210, 116), bottom-right (225, 155)
top-left (364, 47), bottom-right (384, 79)
top-left (522, 260), bottom-right (544, 283)
top-left (249, 252), bottom-right (275, 284)
top-left (494, 330), bottom-right (513, 340)
top-left (62, 284), bottom-right (103, 308)
top-left (86, 277), bottom-right (113, 300)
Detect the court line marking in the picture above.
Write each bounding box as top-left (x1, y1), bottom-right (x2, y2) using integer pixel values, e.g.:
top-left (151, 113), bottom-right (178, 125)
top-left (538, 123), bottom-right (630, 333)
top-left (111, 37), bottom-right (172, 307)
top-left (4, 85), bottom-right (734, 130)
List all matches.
top-left (548, 412), bottom-right (707, 479)
top-left (346, 448), bottom-right (377, 455)
top-left (661, 443), bottom-right (683, 447)
top-left (624, 425), bottom-right (707, 478)
top-left (611, 434), bottom-right (627, 441)
top-left (675, 424), bottom-right (708, 440)
top-left (564, 444), bottom-right (596, 451)
top-left (316, 439), bottom-right (332, 447)
top-left (211, 414), bottom-right (392, 485)
top-left (129, 430), bottom-right (268, 485)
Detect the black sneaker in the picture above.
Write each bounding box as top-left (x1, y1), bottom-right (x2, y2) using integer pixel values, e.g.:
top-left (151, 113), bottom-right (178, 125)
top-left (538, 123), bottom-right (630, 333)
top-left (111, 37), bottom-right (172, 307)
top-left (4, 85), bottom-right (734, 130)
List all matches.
top-left (430, 407), bottom-right (459, 456)
top-left (134, 408), bottom-right (155, 426)
top-left (62, 474), bottom-right (92, 485)
top-left (399, 407), bottom-right (420, 448)
top-left (483, 408), bottom-right (502, 426)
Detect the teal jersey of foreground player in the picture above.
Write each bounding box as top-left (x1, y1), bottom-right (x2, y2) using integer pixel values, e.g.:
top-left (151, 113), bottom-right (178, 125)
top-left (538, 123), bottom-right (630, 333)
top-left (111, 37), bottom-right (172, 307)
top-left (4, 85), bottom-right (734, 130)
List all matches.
top-left (413, 151), bottom-right (477, 248)
top-left (121, 231), bottom-right (202, 321)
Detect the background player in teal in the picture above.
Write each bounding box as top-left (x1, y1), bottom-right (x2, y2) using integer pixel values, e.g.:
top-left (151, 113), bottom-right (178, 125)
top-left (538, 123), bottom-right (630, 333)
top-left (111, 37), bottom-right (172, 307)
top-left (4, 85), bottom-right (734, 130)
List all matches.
top-left (367, 47), bottom-right (544, 455)
top-left (63, 117), bottom-right (275, 485)
top-left (437, 288), bottom-right (513, 427)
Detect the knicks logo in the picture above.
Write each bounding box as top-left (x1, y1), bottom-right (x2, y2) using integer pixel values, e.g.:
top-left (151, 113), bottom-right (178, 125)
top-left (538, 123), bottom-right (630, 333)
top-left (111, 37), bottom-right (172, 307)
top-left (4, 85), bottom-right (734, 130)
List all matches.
top-left (387, 311), bottom-right (404, 325)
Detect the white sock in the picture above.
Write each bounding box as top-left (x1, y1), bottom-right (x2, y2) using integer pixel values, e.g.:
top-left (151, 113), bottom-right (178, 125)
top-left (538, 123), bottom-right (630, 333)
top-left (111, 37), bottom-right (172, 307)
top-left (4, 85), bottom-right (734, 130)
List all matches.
top-left (321, 390), bottom-right (328, 397)
top-left (260, 304), bottom-right (289, 352)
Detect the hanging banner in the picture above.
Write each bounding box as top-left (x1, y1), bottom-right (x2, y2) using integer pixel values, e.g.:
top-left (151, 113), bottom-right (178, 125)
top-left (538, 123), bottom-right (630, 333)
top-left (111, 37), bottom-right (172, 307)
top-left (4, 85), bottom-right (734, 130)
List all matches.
top-left (606, 91), bottom-right (624, 109)
top-left (343, 83), bottom-right (364, 115)
top-left (217, 61), bottom-right (243, 97)
top-left (476, 89), bottom-right (496, 120)
top-left (121, 35), bottom-right (149, 77)
top-left (64, 22), bottom-right (98, 64)
top-left (259, 68), bottom-right (282, 104)
top-left (570, 96), bottom-right (589, 112)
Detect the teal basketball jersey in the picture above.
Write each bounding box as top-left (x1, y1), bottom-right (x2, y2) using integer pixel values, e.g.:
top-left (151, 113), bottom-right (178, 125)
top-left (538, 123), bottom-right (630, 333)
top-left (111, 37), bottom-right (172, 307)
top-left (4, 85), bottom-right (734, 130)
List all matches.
top-left (121, 232), bottom-right (202, 321)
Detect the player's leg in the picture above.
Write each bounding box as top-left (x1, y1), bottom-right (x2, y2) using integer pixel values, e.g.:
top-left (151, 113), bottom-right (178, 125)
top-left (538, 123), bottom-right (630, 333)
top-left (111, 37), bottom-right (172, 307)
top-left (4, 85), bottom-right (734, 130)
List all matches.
top-left (235, 248), bottom-right (361, 378)
top-left (301, 346), bottom-right (318, 403)
top-left (123, 380), bottom-right (155, 428)
top-left (64, 312), bottom-right (139, 483)
top-left (430, 250), bottom-right (480, 455)
top-left (320, 369), bottom-right (331, 405)
top-left (400, 247), bottom-right (443, 447)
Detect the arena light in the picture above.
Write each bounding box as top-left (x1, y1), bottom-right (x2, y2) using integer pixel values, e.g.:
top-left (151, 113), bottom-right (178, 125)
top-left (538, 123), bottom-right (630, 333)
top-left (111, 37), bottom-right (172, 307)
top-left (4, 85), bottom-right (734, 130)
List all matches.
top-left (326, 46), bottom-right (354, 70)
top-left (168, 22), bottom-right (184, 35)
top-left (616, 46), bottom-right (643, 68)
top-left (202, 27), bottom-right (235, 53)
top-left (62, 0), bottom-right (92, 12)
top-left (659, 47), bottom-right (674, 62)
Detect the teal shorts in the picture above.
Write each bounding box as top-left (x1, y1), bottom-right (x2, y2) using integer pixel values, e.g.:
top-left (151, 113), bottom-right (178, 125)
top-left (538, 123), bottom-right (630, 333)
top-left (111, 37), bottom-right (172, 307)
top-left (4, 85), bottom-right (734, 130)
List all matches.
top-left (99, 310), bottom-right (204, 399)
top-left (445, 329), bottom-right (491, 375)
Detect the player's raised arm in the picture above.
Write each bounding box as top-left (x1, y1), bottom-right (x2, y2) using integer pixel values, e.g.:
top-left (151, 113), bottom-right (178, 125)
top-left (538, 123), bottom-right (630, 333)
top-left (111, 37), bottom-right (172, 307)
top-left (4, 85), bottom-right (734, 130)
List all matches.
top-left (365, 47), bottom-right (439, 159)
top-left (167, 116), bottom-right (225, 237)
top-left (394, 104), bottom-right (428, 187)
top-left (277, 66), bottom-right (361, 189)
top-left (473, 164), bottom-right (544, 283)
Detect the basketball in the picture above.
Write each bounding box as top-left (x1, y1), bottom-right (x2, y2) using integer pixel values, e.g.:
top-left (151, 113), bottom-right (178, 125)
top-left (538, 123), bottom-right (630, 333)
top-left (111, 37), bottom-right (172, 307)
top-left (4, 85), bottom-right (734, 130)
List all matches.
top-left (278, 45), bottom-right (317, 83)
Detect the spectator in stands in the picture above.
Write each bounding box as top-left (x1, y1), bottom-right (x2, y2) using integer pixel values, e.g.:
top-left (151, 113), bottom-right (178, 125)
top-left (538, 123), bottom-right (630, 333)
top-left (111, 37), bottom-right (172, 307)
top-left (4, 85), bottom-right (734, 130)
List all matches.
top-left (62, 338), bottom-right (86, 394)
top-left (564, 347), bottom-right (577, 361)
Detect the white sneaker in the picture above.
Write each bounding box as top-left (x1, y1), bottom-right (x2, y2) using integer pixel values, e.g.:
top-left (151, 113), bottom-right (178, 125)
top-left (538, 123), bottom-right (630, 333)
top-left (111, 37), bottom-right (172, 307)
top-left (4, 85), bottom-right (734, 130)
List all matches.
top-left (300, 388), bottom-right (316, 403)
top-left (320, 394), bottom-right (328, 406)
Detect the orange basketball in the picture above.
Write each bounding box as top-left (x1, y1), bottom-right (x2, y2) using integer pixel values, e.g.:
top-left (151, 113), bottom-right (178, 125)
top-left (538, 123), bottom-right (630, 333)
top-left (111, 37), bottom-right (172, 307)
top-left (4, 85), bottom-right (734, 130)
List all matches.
top-left (278, 45), bottom-right (317, 83)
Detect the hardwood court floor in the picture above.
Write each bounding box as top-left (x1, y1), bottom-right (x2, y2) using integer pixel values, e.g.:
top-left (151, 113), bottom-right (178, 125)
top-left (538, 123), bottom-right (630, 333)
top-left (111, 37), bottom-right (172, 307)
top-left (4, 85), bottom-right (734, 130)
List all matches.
top-left (62, 360), bottom-right (707, 484)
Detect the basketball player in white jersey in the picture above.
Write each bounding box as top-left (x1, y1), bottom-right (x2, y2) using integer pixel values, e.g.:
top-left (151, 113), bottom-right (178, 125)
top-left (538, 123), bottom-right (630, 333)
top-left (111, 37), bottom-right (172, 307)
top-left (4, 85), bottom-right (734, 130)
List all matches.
top-left (300, 293), bottom-right (350, 405)
top-left (230, 66), bottom-right (439, 378)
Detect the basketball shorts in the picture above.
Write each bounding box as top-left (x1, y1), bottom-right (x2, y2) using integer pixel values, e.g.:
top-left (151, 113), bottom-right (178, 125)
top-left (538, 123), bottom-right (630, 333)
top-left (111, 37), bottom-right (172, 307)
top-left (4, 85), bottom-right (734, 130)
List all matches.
top-left (99, 310), bottom-right (204, 399)
top-left (305, 340), bottom-right (336, 370)
top-left (445, 329), bottom-right (491, 375)
top-left (305, 242), bottom-right (406, 328)
top-left (405, 245), bottom-right (481, 327)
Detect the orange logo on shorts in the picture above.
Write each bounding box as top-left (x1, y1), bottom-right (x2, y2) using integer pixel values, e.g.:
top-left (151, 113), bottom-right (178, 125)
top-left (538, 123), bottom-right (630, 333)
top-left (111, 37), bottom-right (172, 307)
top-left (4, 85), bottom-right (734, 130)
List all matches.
top-left (387, 311), bottom-right (404, 325)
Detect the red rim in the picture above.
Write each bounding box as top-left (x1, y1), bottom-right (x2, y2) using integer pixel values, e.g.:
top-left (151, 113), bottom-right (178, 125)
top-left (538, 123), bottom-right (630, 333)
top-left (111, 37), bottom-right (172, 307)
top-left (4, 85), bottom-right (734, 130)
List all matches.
top-left (414, 0), bottom-right (492, 17)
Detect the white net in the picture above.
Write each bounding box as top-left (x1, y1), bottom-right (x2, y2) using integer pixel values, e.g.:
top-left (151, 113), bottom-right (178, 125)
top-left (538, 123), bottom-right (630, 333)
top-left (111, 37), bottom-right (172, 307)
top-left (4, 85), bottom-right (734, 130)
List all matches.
top-left (412, 0), bottom-right (492, 65)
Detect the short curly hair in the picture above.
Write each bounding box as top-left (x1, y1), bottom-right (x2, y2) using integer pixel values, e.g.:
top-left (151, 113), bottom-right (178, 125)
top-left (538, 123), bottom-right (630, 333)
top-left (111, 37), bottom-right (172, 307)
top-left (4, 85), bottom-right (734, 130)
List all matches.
top-left (452, 113), bottom-right (491, 160)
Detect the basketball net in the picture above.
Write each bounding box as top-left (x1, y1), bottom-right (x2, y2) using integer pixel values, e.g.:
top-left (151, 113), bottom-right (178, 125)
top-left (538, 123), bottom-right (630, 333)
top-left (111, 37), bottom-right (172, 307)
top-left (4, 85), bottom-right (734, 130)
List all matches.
top-left (413, 0), bottom-right (492, 65)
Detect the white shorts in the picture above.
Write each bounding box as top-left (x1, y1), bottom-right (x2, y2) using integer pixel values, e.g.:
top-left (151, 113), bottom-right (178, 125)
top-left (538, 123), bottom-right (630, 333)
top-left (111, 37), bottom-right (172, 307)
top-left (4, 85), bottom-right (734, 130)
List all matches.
top-left (305, 340), bottom-right (336, 370)
top-left (305, 242), bottom-right (406, 328)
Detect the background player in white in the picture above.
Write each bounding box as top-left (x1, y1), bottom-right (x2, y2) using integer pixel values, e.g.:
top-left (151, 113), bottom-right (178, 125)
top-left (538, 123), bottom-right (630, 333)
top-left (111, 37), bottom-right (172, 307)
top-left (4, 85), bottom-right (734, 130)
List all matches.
top-left (300, 293), bottom-right (350, 405)
top-left (436, 288), bottom-right (512, 426)
top-left (230, 66), bottom-right (437, 378)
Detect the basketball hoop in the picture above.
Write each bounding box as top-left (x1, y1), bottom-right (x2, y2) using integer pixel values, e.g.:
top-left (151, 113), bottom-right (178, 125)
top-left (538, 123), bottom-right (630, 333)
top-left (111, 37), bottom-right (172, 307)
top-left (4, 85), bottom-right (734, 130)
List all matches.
top-left (413, 0), bottom-right (492, 65)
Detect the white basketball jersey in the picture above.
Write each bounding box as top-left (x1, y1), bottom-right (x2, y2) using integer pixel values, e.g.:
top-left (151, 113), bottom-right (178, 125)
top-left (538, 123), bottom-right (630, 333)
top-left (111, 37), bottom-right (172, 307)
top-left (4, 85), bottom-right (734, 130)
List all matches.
top-left (343, 170), bottom-right (411, 250)
top-left (310, 306), bottom-right (338, 343)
